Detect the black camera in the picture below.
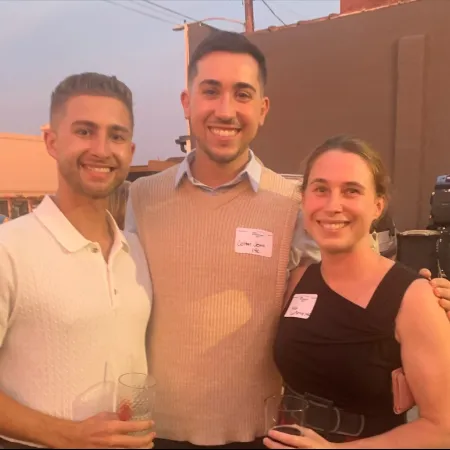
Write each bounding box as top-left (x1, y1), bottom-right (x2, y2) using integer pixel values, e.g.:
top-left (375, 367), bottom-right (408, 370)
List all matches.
top-left (175, 135), bottom-right (191, 154)
top-left (396, 176), bottom-right (450, 278)
top-left (430, 175), bottom-right (450, 228)
top-left (427, 175), bottom-right (450, 277)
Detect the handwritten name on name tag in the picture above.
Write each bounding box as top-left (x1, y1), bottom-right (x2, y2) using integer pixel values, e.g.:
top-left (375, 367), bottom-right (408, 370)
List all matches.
top-left (284, 294), bottom-right (318, 319)
top-left (235, 228), bottom-right (273, 258)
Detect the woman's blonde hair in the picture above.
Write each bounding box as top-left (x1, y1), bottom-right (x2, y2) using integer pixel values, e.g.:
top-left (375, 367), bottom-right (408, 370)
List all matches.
top-left (108, 180), bottom-right (131, 230)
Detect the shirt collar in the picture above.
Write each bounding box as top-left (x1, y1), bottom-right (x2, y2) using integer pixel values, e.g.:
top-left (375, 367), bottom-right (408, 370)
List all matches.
top-left (174, 149), bottom-right (262, 192)
top-left (33, 195), bottom-right (129, 254)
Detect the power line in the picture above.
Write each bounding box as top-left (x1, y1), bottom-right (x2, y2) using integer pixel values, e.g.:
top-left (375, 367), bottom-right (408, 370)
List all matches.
top-left (103, 0), bottom-right (176, 25)
top-left (136, 0), bottom-right (180, 20)
top-left (274, 2), bottom-right (303, 18)
top-left (261, 0), bottom-right (287, 25)
top-left (141, 0), bottom-right (198, 23)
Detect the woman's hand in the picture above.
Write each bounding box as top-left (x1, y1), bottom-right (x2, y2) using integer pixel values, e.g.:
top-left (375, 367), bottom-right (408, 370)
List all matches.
top-left (263, 426), bottom-right (336, 449)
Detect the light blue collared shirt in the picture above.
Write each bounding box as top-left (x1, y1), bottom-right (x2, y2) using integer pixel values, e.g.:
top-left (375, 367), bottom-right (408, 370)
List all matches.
top-left (174, 150), bottom-right (262, 193)
top-left (125, 151), bottom-right (320, 273)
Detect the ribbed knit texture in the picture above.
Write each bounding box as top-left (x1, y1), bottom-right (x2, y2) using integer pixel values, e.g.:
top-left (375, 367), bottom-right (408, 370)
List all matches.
top-left (131, 166), bottom-right (300, 445)
top-left (0, 203), bottom-right (151, 447)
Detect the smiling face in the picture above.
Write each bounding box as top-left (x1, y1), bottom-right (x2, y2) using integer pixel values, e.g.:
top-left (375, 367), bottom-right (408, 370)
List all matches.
top-left (181, 51), bottom-right (269, 165)
top-left (45, 95), bottom-right (135, 200)
top-left (302, 150), bottom-right (385, 255)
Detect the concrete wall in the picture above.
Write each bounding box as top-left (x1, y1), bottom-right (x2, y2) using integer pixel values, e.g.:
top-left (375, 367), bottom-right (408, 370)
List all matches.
top-left (187, 0), bottom-right (450, 230)
top-left (0, 133), bottom-right (57, 196)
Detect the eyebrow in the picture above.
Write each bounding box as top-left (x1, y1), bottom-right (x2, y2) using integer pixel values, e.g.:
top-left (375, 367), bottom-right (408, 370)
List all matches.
top-left (199, 79), bottom-right (257, 93)
top-left (71, 120), bottom-right (130, 134)
top-left (345, 181), bottom-right (365, 190)
top-left (310, 178), bottom-right (366, 190)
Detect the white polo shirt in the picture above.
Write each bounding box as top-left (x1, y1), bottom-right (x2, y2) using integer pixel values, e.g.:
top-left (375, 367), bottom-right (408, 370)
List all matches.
top-left (0, 196), bottom-right (152, 425)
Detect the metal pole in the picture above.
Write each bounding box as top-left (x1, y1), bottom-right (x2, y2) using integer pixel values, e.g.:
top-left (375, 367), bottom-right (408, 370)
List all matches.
top-left (244, 0), bottom-right (254, 33)
top-left (183, 22), bottom-right (192, 152)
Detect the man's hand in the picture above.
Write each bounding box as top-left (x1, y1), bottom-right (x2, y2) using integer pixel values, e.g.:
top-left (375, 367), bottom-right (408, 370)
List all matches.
top-left (60, 412), bottom-right (155, 449)
top-left (419, 268), bottom-right (450, 318)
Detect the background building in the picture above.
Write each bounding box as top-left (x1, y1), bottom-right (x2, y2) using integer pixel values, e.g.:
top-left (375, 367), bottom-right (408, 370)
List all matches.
top-left (0, 128), bottom-right (183, 218)
top-left (185, 0), bottom-right (450, 230)
top-left (0, 130), bottom-right (57, 218)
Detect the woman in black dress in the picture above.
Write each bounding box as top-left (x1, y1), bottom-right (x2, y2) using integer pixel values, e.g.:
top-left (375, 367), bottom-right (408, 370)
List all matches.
top-left (264, 136), bottom-right (450, 449)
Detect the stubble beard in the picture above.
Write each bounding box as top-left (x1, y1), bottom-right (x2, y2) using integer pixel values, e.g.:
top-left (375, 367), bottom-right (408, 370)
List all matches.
top-left (201, 142), bottom-right (249, 165)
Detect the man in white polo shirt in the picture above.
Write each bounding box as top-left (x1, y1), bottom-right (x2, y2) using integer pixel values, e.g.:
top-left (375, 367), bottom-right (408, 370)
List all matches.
top-left (0, 73), bottom-right (154, 449)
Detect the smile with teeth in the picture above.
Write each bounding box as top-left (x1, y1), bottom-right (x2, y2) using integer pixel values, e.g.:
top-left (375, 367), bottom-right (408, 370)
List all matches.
top-left (82, 165), bottom-right (113, 173)
top-left (319, 222), bottom-right (349, 230)
top-left (209, 127), bottom-right (239, 137)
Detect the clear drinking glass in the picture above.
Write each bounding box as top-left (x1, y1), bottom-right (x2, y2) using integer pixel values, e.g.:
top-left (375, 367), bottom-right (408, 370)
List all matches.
top-left (265, 394), bottom-right (308, 436)
top-left (116, 373), bottom-right (156, 435)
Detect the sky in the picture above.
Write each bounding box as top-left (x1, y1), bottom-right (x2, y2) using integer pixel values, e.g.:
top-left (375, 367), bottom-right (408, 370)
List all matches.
top-left (0, 0), bottom-right (339, 164)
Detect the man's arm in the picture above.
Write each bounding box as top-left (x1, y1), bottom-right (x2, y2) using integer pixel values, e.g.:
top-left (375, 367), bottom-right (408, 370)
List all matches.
top-left (0, 244), bottom-right (71, 447)
top-left (0, 245), bottom-right (154, 449)
top-left (288, 211), bottom-right (321, 273)
top-left (0, 395), bottom-right (155, 449)
top-left (284, 266), bottom-right (309, 307)
top-left (0, 393), bottom-right (155, 448)
top-left (418, 268), bottom-right (450, 317)
top-left (124, 186), bottom-right (137, 233)
top-left (0, 390), bottom-right (79, 448)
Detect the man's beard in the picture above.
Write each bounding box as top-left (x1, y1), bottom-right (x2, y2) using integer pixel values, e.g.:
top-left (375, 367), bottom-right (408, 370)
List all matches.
top-left (59, 163), bottom-right (125, 200)
top-left (77, 181), bottom-right (121, 199)
top-left (201, 143), bottom-right (248, 165)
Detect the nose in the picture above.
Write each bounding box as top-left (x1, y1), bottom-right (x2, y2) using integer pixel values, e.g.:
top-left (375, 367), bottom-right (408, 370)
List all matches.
top-left (90, 131), bottom-right (112, 158)
top-left (324, 190), bottom-right (343, 213)
top-left (215, 93), bottom-right (236, 120)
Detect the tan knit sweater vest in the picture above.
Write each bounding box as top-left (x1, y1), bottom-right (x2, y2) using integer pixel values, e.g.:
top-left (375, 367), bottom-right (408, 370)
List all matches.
top-left (130, 166), bottom-right (300, 445)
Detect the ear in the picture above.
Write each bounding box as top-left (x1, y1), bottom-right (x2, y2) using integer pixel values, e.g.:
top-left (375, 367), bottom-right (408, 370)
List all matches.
top-left (259, 96), bottom-right (270, 126)
top-left (299, 188), bottom-right (304, 211)
top-left (374, 196), bottom-right (385, 222)
top-left (130, 142), bottom-right (136, 158)
top-left (44, 129), bottom-right (58, 160)
top-left (181, 89), bottom-right (191, 120)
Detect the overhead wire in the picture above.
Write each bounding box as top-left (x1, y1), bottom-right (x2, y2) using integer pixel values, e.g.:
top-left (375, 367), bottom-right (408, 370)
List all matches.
top-left (141, 0), bottom-right (198, 23)
top-left (102, 0), bottom-right (177, 25)
top-left (272, 1), bottom-right (303, 18)
top-left (261, 0), bottom-right (287, 26)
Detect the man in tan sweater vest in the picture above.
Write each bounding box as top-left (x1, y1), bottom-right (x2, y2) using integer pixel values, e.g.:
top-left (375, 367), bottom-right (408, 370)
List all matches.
top-left (126, 31), bottom-right (319, 449)
top-left (126, 31), bottom-right (450, 449)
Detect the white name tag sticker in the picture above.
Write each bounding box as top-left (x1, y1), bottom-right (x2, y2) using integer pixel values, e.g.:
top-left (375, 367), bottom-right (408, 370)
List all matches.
top-left (235, 228), bottom-right (273, 258)
top-left (284, 294), bottom-right (318, 319)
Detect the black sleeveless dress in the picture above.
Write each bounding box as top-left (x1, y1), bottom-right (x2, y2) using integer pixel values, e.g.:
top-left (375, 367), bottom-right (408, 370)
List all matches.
top-left (274, 262), bottom-right (420, 441)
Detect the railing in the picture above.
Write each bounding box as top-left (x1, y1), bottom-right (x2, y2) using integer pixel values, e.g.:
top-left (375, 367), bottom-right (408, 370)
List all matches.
top-left (0, 196), bottom-right (44, 219)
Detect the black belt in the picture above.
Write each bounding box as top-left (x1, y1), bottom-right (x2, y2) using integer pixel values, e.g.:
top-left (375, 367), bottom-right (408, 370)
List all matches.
top-left (284, 385), bottom-right (365, 438)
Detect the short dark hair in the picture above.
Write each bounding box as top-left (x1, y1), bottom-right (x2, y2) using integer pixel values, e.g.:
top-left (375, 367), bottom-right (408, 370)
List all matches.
top-left (188, 31), bottom-right (267, 88)
top-left (50, 72), bottom-right (134, 127)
